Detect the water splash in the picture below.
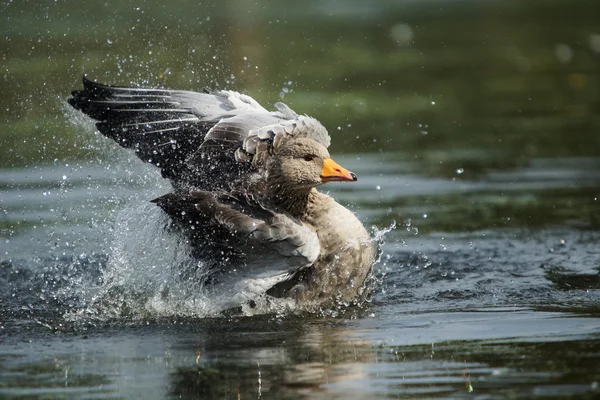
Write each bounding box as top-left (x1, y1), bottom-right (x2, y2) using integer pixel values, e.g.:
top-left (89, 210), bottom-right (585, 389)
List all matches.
top-left (347, 221), bottom-right (397, 310)
top-left (69, 202), bottom-right (219, 320)
top-left (67, 200), bottom-right (300, 320)
top-left (65, 213), bottom-right (398, 321)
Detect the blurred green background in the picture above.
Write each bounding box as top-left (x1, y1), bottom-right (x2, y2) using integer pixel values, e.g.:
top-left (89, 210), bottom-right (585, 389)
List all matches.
top-left (2, 0), bottom-right (599, 168)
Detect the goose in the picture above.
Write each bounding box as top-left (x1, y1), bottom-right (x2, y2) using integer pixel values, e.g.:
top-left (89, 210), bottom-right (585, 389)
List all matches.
top-left (68, 76), bottom-right (376, 310)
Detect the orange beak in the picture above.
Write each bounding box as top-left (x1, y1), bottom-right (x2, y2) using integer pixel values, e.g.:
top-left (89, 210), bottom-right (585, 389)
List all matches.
top-left (320, 158), bottom-right (357, 182)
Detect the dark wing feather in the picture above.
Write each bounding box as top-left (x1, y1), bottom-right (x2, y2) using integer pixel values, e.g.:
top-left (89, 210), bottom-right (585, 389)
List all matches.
top-left (68, 77), bottom-right (332, 190)
top-left (68, 77), bottom-right (219, 183)
top-left (151, 190), bottom-right (320, 300)
top-left (68, 76), bottom-right (280, 188)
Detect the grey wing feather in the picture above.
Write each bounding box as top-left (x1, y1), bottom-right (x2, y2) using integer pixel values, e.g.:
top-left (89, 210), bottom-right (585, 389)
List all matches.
top-left (236, 115), bottom-right (331, 170)
top-left (250, 116), bottom-right (331, 148)
top-left (151, 190), bottom-right (320, 307)
top-left (152, 190), bottom-right (320, 268)
top-left (274, 102), bottom-right (299, 119)
top-left (69, 77), bottom-right (288, 187)
top-left (215, 90), bottom-right (269, 112)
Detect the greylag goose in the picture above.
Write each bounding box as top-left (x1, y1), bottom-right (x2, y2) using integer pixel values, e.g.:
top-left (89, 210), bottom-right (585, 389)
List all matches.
top-left (68, 77), bottom-right (375, 309)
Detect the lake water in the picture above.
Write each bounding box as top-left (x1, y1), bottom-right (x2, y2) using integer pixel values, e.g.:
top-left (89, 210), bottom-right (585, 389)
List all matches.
top-left (2, 0), bottom-right (600, 398)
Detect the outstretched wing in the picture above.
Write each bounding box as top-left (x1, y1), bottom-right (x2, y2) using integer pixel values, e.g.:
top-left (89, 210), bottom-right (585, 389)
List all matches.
top-left (151, 190), bottom-right (320, 303)
top-left (69, 77), bottom-right (332, 189)
top-left (68, 77), bottom-right (278, 187)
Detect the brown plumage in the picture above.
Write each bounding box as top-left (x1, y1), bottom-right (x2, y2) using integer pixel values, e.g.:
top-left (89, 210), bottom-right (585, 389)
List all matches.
top-left (68, 76), bottom-right (375, 310)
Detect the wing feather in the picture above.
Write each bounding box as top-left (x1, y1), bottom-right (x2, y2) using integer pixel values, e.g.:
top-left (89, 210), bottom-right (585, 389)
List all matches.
top-left (150, 190), bottom-right (319, 304)
top-left (236, 115), bottom-right (331, 169)
top-left (69, 77), bottom-right (331, 189)
top-left (152, 190), bottom-right (319, 266)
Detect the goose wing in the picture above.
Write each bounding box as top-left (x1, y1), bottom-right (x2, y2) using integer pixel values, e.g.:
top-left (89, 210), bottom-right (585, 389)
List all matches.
top-left (69, 77), bottom-right (332, 189)
top-left (151, 190), bottom-right (320, 302)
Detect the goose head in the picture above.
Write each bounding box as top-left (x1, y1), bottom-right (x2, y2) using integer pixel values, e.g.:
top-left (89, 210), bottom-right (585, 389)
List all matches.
top-left (267, 137), bottom-right (357, 195)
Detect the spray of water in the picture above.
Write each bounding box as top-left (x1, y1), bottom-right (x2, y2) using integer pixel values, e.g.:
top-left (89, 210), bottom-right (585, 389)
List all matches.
top-left (65, 208), bottom-right (397, 321)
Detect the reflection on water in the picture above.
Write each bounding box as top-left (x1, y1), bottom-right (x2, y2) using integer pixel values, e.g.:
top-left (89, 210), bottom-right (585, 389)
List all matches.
top-left (1, 313), bottom-right (599, 399)
top-left (1, 0), bottom-right (600, 398)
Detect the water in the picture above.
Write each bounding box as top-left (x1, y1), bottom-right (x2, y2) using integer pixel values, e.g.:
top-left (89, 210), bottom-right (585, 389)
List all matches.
top-left (2, 156), bottom-right (599, 398)
top-left (2, 0), bottom-right (600, 398)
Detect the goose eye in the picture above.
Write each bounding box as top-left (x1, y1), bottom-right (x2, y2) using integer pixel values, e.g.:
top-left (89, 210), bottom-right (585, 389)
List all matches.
top-left (303, 155), bottom-right (315, 162)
